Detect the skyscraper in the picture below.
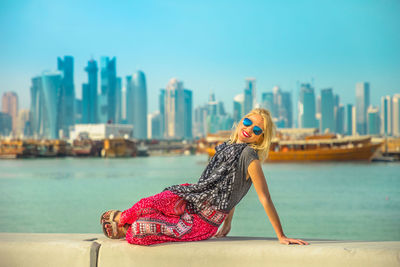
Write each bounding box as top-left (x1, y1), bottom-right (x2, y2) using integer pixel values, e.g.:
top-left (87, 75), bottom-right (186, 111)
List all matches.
top-left (298, 83), bottom-right (317, 128)
top-left (367, 106), bottom-right (380, 135)
top-left (243, 78), bottom-right (256, 115)
top-left (0, 112), bottom-right (12, 136)
top-left (159, 89), bottom-right (166, 138)
top-left (261, 92), bottom-right (273, 114)
top-left (82, 59), bottom-right (98, 123)
top-left (30, 71), bottom-right (63, 139)
top-left (115, 77), bottom-right (122, 123)
top-left (381, 96), bottom-right (392, 136)
top-left (183, 89), bottom-right (193, 139)
top-left (355, 82), bottom-right (370, 135)
top-left (57, 56), bottom-right (75, 137)
top-left (16, 109), bottom-right (30, 137)
top-left (335, 104), bottom-right (345, 134)
top-left (320, 88), bottom-right (335, 133)
top-left (194, 105), bottom-right (208, 138)
top-left (164, 78), bottom-right (189, 139)
top-left (393, 94), bottom-right (400, 137)
top-left (346, 104), bottom-right (353, 135)
top-left (1, 91), bottom-right (18, 135)
top-left (126, 71), bottom-right (148, 139)
top-left (100, 57), bottom-right (117, 123)
top-left (233, 94), bottom-right (244, 123)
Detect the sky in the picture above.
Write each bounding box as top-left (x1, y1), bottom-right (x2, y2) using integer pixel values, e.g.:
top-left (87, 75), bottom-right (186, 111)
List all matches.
top-left (0, 0), bottom-right (399, 114)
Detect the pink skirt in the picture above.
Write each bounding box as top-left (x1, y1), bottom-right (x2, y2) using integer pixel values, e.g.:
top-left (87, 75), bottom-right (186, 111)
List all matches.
top-left (119, 188), bottom-right (227, 246)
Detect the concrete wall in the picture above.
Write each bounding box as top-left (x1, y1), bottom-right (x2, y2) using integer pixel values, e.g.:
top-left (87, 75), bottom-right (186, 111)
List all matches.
top-left (0, 233), bottom-right (399, 267)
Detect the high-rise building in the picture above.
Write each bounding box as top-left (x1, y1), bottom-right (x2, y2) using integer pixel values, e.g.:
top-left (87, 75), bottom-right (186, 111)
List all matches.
top-left (355, 82), bottom-right (370, 135)
top-left (16, 109), bottom-right (30, 137)
top-left (335, 104), bottom-right (345, 135)
top-left (100, 57), bottom-right (117, 123)
top-left (298, 83), bottom-right (317, 128)
top-left (126, 71), bottom-right (148, 139)
top-left (1, 91), bottom-right (18, 135)
top-left (30, 71), bottom-right (62, 139)
top-left (183, 89), bottom-right (193, 139)
top-left (381, 96), bottom-right (392, 136)
top-left (243, 78), bottom-right (256, 115)
top-left (320, 88), bottom-right (335, 133)
top-left (194, 105), bottom-right (208, 138)
top-left (164, 78), bottom-right (185, 139)
top-left (393, 94), bottom-right (400, 137)
top-left (148, 111), bottom-right (162, 139)
top-left (233, 94), bottom-right (244, 123)
top-left (82, 59), bottom-right (98, 123)
top-left (0, 112), bottom-right (12, 136)
top-left (57, 56), bottom-right (75, 137)
top-left (115, 77), bottom-right (122, 123)
top-left (159, 89), bottom-right (166, 138)
top-left (367, 106), bottom-right (380, 135)
top-left (346, 104), bottom-right (353, 135)
top-left (261, 92), bottom-right (273, 114)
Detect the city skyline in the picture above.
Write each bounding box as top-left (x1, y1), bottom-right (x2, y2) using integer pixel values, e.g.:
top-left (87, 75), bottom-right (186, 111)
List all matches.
top-left (1, 0), bottom-right (399, 113)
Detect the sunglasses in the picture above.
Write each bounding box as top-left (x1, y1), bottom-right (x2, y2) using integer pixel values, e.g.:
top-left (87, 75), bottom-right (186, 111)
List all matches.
top-left (242, 118), bottom-right (263, 135)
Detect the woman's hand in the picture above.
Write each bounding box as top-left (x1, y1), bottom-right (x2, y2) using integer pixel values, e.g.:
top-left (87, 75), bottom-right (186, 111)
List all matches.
top-left (278, 235), bottom-right (309, 245)
top-left (214, 223), bottom-right (231, 238)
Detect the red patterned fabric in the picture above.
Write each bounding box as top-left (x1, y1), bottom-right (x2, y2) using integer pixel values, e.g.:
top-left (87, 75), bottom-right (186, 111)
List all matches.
top-left (119, 187), bottom-right (228, 246)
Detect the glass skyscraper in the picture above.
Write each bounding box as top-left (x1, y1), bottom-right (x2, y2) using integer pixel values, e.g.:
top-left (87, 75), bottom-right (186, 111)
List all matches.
top-left (355, 82), bottom-right (370, 135)
top-left (393, 94), bottom-right (400, 137)
top-left (126, 71), bottom-right (148, 139)
top-left (183, 89), bottom-right (193, 139)
top-left (298, 83), bottom-right (317, 128)
top-left (320, 88), bottom-right (335, 133)
top-left (346, 104), bottom-right (353, 135)
top-left (367, 106), bottom-right (380, 135)
top-left (243, 78), bottom-right (255, 115)
top-left (100, 57), bottom-right (117, 123)
top-left (57, 56), bottom-right (75, 137)
top-left (82, 59), bottom-right (98, 123)
top-left (380, 96), bottom-right (392, 136)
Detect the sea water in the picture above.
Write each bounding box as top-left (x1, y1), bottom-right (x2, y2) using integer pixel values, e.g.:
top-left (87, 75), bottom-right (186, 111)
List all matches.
top-left (0, 155), bottom-right (399, 241)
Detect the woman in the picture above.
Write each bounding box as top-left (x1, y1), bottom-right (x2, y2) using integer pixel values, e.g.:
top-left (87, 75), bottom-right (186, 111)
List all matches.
top-left (100, 108), bottom-right (309, 246)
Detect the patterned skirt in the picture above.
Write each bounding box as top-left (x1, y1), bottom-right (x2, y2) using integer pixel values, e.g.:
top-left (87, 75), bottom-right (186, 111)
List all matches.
top-left (119, 187), bottom-right (227, 246)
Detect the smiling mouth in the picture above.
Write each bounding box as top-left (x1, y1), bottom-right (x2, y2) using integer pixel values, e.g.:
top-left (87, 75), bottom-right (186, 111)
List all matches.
top-left (242, 130), bottom-right (250, 138)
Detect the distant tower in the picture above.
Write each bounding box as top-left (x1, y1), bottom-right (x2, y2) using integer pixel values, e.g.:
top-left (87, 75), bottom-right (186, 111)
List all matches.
top-left (57, 56), bottom-right (75, 137)
top-left (244, 78), bottom-right (256, 114)
top-left (320, 88), bottom-right (335, 133)
top-left (100, 57), bottom-right (117, 123)
top-left (233, 94), bottom-right (244, 123)
top-left (367, 106), bottom-right (380, 135)
top-left (298, 83), bottom-right (317, 129)
top-left (83, 59), bottom-right (98, 123)
top-left (346, 104), bottom-right (353, 135)
top-left (165, 78), bottom-right (185, 139)
top-left (381, 96), bottom-right (392, 136)
top-left (1, 91), bottom-right (18, 135)
top-left (355, 82), bottom-right (370, 135)
top-left (393, 94), bottom-right (400, 137)
top-left (126, 71), bottom-right (148, 139)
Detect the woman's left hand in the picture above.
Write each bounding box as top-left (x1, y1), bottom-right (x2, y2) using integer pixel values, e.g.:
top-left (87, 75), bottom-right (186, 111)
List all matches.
top-left (278, 236), bottom-right (309, 245)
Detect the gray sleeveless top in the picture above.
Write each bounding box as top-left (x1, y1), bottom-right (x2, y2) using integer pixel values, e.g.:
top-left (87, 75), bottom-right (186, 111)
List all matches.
top-left (225, 145), bottom-right (259, 211)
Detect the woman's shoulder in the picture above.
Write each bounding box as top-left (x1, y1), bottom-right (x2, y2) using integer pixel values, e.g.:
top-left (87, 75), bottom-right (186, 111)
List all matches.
top-left (241, 145), bottom-right (259, 160)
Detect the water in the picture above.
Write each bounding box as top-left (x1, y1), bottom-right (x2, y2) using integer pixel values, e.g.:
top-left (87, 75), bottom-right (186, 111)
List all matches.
top-left (0, 155), bottom-right (399, 241)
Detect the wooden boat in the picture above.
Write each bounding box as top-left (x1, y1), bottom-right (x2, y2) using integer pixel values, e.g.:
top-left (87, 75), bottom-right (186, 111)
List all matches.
top-left (204, 134), bottom-right (382, 162)
top-left (101, 138), bottom-right (136, 158)
top-left (0, 139), bottom-right (37, 158)
top-left (72, 138), bottom-right (102, 157)
top-left (268, 136), bottom-right (382, 162)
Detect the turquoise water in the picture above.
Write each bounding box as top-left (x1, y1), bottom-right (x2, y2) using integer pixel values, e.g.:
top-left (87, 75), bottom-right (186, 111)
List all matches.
top-left (0, 155), bottom-right (399, 241)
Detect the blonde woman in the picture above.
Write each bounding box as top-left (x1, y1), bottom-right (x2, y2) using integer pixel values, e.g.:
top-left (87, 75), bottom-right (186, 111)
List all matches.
top-left (100, 108), bottom-right (309, 246)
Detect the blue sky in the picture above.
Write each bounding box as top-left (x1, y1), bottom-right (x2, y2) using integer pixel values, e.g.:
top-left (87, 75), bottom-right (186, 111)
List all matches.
top-left (0, 0), bottom-right (399, 114)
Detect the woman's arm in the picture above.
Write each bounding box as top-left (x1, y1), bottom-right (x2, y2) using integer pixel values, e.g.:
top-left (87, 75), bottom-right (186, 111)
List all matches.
top-left (248, 160), bottom-right (309, 245)
top-left (214, 207), bottom-right (235, 238)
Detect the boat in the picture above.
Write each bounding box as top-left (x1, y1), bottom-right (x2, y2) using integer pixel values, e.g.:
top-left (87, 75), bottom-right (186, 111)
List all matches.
top-left (72, 138), bottom-right (102, 157)
top-left (0, 139), bottom-right (38, 158)
top-left (267, 136), bottom-right (382, 162)
top-left (101, 138), bottom-right (136, 158)
top-left (202, 131), bottom-right (382, 162)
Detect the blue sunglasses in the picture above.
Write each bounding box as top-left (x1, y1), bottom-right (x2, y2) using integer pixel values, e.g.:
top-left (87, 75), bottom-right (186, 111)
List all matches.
top-left (243, 118), bottom-right (263, 135)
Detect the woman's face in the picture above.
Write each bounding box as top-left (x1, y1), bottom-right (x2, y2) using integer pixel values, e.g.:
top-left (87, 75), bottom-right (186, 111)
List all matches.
top-left (237, 114), bottom-right (264, 144)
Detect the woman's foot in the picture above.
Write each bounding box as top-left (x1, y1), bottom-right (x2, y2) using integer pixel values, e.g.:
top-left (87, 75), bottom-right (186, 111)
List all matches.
top-left (100, 210), bottom-right (128, 239)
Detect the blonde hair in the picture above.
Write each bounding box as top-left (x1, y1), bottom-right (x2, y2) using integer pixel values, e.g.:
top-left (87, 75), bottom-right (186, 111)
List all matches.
top-left (229, 108), bottom-right (276, 162)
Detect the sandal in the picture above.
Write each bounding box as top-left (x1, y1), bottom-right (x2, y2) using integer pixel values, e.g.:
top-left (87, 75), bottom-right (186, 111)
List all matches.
top-left (100, 210), bottom-right (121, 239)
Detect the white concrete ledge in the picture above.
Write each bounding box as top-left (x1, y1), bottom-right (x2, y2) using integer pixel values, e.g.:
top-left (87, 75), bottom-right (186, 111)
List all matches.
top-left (0, 233), bottom-right (399, 267)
